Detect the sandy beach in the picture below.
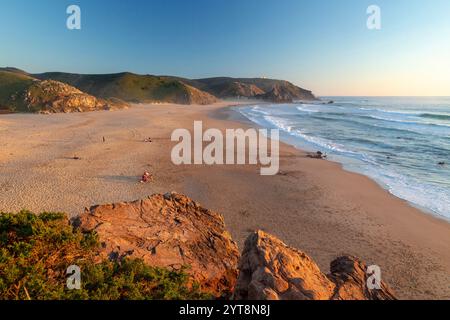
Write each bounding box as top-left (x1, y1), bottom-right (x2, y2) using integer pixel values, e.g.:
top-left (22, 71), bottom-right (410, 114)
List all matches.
top-left (0, 102), bottom-right (449, 299)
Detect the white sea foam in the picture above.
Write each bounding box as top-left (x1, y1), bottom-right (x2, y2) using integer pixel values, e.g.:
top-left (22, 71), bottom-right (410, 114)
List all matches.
top-left (237, 100), bottom-right (450, 220)
top-left (296, 104), bottom-right (320, 113)
top-left (366, 115), bottom-right (450, 128)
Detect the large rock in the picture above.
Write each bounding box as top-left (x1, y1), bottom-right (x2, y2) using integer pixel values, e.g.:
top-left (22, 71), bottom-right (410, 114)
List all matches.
top-left (234, 231), bottom-right (396, 300)
top-left (74, 192), bottom-right (240, 297)
top-left (25, 80), bottom-right (128, 113)
top-left (328, 255), bottom-right (396, 300)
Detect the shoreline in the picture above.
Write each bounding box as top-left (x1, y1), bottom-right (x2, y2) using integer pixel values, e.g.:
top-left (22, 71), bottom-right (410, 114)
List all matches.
top-left (221, 103), bottom-right (450, 224)
top-left (0, 102), bottom-right (449, 299)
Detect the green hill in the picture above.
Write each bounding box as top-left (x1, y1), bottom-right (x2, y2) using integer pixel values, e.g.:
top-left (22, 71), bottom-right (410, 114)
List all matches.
top-left (1, 67), bottom-right (317, 110)
top-left (34, 72), bottom-right (217, 105)
top-left (35, 72), bottom-right (316, 103)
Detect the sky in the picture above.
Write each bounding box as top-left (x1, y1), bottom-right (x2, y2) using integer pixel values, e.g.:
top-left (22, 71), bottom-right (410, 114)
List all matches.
top-left (1, 0), bottom-right (449, 96)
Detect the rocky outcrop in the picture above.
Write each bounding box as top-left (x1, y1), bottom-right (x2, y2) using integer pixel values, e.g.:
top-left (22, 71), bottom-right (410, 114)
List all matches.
top-left (74, 192), bottom-right (240, 297)
top-left (190, 77), bottom-right (317, 102)
top-left (255, 84), bottom-right (296, 103)
top-left (24, 80), bottom-right (128, 113)
top-left (328, 255), bottom-right (396, 300)
top-left (72, 193), bottom-right (395, 300)
top-left (234, 231), bottom-right (396, 300)
top-left (184, 84), bottom-right (218, 105)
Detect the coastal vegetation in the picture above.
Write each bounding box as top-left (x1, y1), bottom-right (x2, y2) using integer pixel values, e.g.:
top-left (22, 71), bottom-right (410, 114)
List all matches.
top-left (0, 210), bottom-right (210, 300)
top-left (0, 70), bottom-right (35, 112)
top-left (34, 72), bottom-right (218, 105)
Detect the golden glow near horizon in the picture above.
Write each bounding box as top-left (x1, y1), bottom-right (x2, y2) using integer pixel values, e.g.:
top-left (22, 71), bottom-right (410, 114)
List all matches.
top-left (321, 57), bottom-right (450, 97)
top-left (299, 7), bottom-right (450, 97)
top-left (303, 36), bottom-right (450, 97)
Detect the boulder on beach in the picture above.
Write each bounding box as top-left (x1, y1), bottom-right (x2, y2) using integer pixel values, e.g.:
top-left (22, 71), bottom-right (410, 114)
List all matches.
top-left (234, 230), bottom-right (396, 300)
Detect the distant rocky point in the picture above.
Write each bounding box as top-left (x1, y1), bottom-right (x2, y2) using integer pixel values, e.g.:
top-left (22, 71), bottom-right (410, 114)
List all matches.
top-left (181, 77), bottom-right (317, 102)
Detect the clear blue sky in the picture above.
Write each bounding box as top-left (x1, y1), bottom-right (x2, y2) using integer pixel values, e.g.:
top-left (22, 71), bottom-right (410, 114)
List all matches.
top-left (1, 0), bottom-right (449, 96)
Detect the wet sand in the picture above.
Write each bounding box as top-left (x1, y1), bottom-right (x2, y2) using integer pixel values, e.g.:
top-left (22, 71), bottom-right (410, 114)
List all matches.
top-left (0, 102), bottom-right (449, 299)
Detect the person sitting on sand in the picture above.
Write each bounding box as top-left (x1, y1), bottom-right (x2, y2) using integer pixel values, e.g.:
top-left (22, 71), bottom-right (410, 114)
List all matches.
top-left (140, 171), bottom-right (152, 183)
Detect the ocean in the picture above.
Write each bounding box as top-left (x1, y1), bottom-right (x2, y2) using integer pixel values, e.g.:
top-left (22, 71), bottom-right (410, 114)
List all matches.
top-left (236, 97), bottom-right (450, 220)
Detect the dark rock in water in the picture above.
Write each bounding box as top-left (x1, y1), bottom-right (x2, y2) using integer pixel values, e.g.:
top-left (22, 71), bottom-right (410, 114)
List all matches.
top-left (438, 162), bottom-right (445, 165)
top-left (327, 100), bottom-right (334, 104)
top-left (307, 151), bottom-right (327, 159)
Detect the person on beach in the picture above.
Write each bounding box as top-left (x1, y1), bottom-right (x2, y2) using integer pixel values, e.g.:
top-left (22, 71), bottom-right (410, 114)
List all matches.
top-left (140, 171), bottom-right (152, 183)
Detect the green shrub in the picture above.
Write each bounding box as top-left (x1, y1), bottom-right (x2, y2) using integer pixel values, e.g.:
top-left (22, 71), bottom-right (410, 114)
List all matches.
top-left (0, 210), bottom-right (210, 300)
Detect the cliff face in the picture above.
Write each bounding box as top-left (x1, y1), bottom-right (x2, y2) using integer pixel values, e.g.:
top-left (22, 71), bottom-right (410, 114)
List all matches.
top-left (255, 84), bottom-right (300, 103)
top-left (73, 193), bottom-right (396, 300)
top-left (189, 77), bottom-right (317, 102)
